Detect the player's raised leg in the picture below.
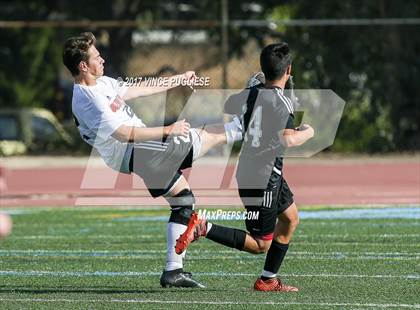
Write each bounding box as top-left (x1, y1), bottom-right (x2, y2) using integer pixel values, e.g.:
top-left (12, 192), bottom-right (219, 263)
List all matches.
top-left (176, 214), bottom-right (271, 256)
top-left (192, 117), bottom-right (242, 158)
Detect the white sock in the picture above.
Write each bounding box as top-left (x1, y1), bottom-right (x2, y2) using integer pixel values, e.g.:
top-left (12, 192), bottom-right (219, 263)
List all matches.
top-left (224, 116), bottom-right (242, 144)
top-left (261, 270), bottom-right (276, 278)
top-left (165, 222), bottom-right (187, 271)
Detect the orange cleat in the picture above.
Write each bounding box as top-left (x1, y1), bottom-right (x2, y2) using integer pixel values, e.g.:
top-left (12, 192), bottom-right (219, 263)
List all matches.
top-left (254, 277), bottom-right (299, 292)
top-left (175, 212), bottom-right (207, 255)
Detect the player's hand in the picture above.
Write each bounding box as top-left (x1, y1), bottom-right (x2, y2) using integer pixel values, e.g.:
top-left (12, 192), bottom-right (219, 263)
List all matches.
top-left (181, 71), bottom-right (197, 91)
top-left (297, 124), bottom-right (315, 137)
top-left (167, 119), bottom-right (190, 137)
top-left (183, 71), bottom-right (197, 87)
top-left (183, 71), bottom-right (197, 82)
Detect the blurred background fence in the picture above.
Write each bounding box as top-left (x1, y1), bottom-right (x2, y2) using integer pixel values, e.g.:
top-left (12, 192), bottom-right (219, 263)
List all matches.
top-left (0, 0), bottom-right (419, 155)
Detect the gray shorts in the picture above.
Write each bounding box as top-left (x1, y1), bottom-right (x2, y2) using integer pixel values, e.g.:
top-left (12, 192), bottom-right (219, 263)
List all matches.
top-left (129, 129), bottom-right (202, 197)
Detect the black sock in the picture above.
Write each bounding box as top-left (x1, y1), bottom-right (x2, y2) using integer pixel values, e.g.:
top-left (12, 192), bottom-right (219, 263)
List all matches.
top-left (261, 241), bottom-right (289, 280)
top-left (205, 223), bottom-right (246, 250)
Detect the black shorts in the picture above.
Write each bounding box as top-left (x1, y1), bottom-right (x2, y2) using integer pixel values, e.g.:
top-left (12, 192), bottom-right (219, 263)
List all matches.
top-left (129, 133), bottom-right (195, 197)
top-left (239, 170), bottom-right (294, 240)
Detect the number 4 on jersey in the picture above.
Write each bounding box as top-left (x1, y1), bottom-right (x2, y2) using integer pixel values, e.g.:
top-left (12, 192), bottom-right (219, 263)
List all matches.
top-left (244, 105), bottom-right (262, 147)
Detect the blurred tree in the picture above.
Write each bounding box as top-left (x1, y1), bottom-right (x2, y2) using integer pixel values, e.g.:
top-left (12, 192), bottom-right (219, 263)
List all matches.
top-left (0, 1), bottom-right (62, 108)
top-left (0, 0), bottom-right (279, 105)
top-left (0, 0), bottom-right (418, 151)
top-left (270, 0), bottom-right (420, 151)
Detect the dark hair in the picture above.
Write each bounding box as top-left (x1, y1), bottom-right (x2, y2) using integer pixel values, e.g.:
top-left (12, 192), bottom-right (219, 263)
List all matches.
top-left (260, 43), bottom-right (292, 81)
top-left (63, 32), bottom-right (96, 76)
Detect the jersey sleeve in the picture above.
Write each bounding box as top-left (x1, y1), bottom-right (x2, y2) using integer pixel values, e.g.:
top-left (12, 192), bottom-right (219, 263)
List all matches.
top-left (224, 89), bottom-right (249, 116)
top-left (274, 92), bottom-right (295, 130)
top-left (273, 102), bottom-right (294, 132)
top-left (105, 76), bottom-right (128, 98)
top-left (81, 97), bottom-right (125, 140)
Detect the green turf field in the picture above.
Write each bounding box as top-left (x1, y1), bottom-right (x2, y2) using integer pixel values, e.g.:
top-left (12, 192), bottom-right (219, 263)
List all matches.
top-left (0, 207), bottom-right (419, 309)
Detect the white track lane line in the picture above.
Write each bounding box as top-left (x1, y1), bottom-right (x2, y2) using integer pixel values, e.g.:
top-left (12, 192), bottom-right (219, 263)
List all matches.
top-left (0, 298), bottom-right (418, 308)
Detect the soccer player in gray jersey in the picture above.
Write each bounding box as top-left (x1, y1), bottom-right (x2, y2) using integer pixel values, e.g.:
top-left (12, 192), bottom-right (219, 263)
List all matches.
top-left (176, 43), bottom-right (314, 292)
top-left (63, 32), bottom-right (242, 288)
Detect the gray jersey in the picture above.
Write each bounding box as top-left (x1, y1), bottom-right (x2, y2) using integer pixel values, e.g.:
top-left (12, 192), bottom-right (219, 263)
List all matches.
top-left (224, 84), bottom-right (294, 189)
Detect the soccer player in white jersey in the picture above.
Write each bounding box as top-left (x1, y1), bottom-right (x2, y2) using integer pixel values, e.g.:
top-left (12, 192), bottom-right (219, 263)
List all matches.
top-left (63, 32), bottom-right (241, 288)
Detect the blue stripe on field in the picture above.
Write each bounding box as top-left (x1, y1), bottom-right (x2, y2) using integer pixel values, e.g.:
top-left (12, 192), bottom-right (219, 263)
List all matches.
top-left (112, 207), bottom-right (420, 222)
top-left (299, 207), bottom-right (420, 219)
top-left (4, 207), bottom-right (419, 221)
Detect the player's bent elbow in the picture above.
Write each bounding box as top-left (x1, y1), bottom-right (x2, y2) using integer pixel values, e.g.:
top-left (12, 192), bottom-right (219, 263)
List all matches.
top-left (111, 126), bottom-right (131, 142)
top-left (283, 135), bottom-right (297, 147)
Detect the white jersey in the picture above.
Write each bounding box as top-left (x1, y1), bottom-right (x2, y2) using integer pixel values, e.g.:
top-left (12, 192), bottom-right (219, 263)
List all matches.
top-left (72, 76), bottom-right (145, 173)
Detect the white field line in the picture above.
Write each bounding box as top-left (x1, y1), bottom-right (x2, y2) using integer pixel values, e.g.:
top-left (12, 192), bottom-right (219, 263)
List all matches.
top-left (296, 242), bottom-right (420, 247)
top-left (0, 270), bottom-right (418, 280)
top-left (0, 298), bottom-right (418, 308)
top-left (9, 234), bottom-right (157, 240)
top-left (8, 233), bottom-right (420, 243)
top-left (297, 233), bottom-right (420, 237)
top-left (9, 233), bottom-right (420, 240)
top-left (2, 256), bottom-right (417, 261)
top-left (0, 250), bottom-right (418, 260)
top-left (13, 222), bottom-right (420, 228)
top-left (9, 235), bottom-right (420, 247)
top-left (1, 249), bottom-right (418, 256)
top-left (297, 233), bottom-right (420, 238)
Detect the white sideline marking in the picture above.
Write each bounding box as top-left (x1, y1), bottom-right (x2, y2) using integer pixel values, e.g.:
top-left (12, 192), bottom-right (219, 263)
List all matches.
top-left (0, 270), bottom-right (418, 280)
top-left (0, 298), bottom-right (418, 308)
top-left (3, 256), bottom-right (416, 261)
top-left (0, 249), bottom-right (418, 260)
top-left (1, 249), bottom-right (418, 255)
top-left (296, 242), bottom-right (420, 247)
top-left (9, 234), bottom-right (157, 240)
top-left (10, 233), bottom-right (420, 240)
top-left (299, 233), bottom-right (420, 237)
top-left (8, 234), bottom-right (420, 247)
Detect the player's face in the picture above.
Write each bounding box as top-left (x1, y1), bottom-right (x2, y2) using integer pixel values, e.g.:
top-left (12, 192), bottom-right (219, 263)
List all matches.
top-left (86, 45), bottom-right (105, 78)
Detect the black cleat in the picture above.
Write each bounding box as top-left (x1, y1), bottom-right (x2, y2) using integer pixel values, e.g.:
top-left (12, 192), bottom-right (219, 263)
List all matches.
top-left (160, 269), bottom-right (205, 288)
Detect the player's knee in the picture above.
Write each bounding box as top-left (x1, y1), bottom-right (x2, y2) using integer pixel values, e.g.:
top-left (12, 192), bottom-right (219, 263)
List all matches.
top-left (289, 214), bottom-right (299, 231)
top-left (284, 218), bottom-right (299, 234)
top-left (166, 189), bottom-right (195, 225)
top-left (255, 240), bottom-right (271, 254)
top-left (167, 188), bottom-right (195, 208)
top-left (280, 210), bottom-right (299, 231)
top-left (259, 243), bottom-right (271, 254)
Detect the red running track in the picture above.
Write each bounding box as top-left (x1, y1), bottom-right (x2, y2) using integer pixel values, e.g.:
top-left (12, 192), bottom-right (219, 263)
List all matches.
top-left (0, 161), bottom-right (419, 207)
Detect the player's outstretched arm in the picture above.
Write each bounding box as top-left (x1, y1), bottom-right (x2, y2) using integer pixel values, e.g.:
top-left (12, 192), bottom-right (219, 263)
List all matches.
top-left (123, 71), bottom-right (196, 100)
top-left (280, 124), bottom-right (315, 147)
top-left (112, 119), bottom-right (190, 143)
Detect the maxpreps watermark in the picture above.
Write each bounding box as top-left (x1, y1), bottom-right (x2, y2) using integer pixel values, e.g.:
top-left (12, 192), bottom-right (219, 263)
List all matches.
top-left (117, 76), bottom-right (210, 88)
top-left (198, 209), bottom-right (259, 221)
